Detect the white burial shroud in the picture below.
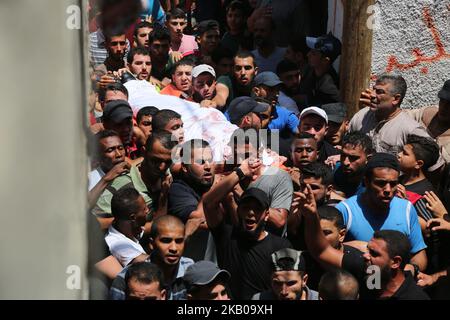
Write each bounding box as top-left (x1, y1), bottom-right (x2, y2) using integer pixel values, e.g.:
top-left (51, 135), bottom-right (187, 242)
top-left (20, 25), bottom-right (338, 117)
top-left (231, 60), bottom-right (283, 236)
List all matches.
top-left (124, 80), bottom-right (238, 161)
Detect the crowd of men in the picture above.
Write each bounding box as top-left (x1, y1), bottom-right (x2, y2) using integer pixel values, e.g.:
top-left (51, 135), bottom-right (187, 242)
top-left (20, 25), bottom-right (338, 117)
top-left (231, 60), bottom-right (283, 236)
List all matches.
top-left (87, 0), bottom-right (450, 300)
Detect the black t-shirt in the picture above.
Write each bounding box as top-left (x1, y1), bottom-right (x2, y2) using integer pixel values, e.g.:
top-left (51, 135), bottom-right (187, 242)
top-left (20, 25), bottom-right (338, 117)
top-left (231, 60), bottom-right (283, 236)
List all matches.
top-left (403, 178), bottom-right (435, 196)
top-left (210, 222), bottom-right (293, 300)
top-left (304, 245), bottom-right (364, 291)
top-left (168, 179), bottom-right (201, 224)
top-left (318, 141), bottom-right (341, 164)
top-left (342, 251), bottom-right (430, 300)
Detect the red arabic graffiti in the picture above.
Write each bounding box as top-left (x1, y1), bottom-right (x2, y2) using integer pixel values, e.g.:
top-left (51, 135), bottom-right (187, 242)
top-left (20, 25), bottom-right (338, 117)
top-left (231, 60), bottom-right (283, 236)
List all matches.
top-left (386, 6), bottom-right (450, 74)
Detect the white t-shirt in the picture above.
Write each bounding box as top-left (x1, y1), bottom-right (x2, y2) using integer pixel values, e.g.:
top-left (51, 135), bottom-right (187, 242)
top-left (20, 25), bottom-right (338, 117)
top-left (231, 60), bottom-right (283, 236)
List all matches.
top-left (105, 225), bottom-right (146, 267)
top-left (88, 167), bottom-right (105, 191)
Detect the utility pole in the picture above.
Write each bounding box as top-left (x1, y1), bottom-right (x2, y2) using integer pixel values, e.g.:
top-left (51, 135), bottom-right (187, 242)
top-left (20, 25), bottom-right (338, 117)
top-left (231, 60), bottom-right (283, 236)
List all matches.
top-left (340, 0), bottom-right (375, 118)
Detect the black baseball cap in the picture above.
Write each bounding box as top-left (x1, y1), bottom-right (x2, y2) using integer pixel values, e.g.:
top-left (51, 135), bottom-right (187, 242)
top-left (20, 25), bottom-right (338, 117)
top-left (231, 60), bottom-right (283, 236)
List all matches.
top-left (183, 261), bottom-right (230, 287)
top-left (238, 188), bottom-right (270, 210)
top-left (306, 32), bottom-right (342, 62)
top-left (254, 72), bottom-right (283, 87)
top-left (271, 248), bottom-right (306, 272)
top-left (228, 97), bottom-right (269, 125)
top-left (438, 80), bottom-right (450, 101)
top-left (102, 100), bottom-right (133, 123)
top-left (366, 152), bottom-right (400, 173)
top-left (321, 103), bottom-right (347, 124)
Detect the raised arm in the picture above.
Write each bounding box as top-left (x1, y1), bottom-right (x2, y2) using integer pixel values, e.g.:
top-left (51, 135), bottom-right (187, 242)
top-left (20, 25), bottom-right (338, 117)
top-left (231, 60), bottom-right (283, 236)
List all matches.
top-left (203, 158), bottom-right (261, 228)
top-left (211, 83), bottom-right (230, 110)
top-left (298, 185), bottom-right (344, 270)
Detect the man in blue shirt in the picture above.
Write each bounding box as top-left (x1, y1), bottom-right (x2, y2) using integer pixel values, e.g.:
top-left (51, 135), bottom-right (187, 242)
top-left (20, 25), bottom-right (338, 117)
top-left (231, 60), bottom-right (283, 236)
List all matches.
top-left (335, 153), bottom-right (428, 271)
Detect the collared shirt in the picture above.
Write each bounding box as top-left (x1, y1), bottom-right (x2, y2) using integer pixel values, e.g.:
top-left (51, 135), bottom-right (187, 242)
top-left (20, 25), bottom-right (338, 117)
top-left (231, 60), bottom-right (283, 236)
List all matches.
top-left (88, 167), bottom-right (105, 191)
top-left (109, 256), bottom-right (194, 300)
top-left (349, 107), bottom-right (431, 156)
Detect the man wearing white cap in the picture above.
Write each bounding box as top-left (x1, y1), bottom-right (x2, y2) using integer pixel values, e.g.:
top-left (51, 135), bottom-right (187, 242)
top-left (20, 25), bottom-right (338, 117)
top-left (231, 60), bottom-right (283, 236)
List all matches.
top-left (192, 64), bottom-right (218, 108)
top-left (298, 106), bottom-right (340, 163)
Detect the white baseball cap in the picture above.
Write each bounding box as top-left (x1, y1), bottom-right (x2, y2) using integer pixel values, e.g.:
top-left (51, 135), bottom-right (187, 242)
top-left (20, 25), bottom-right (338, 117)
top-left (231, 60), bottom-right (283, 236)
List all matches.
top-left (192, 64), bottom-right (216, 78)
top-left (300, 106), bottom-right (328, 123)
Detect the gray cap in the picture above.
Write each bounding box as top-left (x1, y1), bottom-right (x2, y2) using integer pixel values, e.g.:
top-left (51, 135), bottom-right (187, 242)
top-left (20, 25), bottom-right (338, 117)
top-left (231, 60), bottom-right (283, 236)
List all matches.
top-left (271, 248), bottom-right (306, 272)
top-left (438, 80), bottom-right (450, 101)
top-left (228, 97), bottom-right (269, 125)
top-left (321, 103), bottom-right (347, 124)
top-left (183, 261), bottom-right (230, 287)
top-left (102, 100), bottom-right (133, 123)
top-left (254, 72), bottom-right (283, 87)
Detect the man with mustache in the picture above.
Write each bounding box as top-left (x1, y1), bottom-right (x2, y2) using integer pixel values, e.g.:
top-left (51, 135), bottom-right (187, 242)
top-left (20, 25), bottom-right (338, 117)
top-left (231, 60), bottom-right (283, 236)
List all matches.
top-left (207, 51), bottom-right (258, 110)
top-left (160, 58), bottom-right (194, 101)
top-left (168, 139), bottom-right (215, 260)
top-left (192, 64), bottom-right (218, 106)
top-left (333, 132), bottom-right (373, 198)
top-left (297, 184), bottom-right (429, 300)
top-left (203, 158), bottom-right (292, 299)
top-left (126, 47), bottom-right (152, 81)
top-left (335, 153), bottom-right (428, 272)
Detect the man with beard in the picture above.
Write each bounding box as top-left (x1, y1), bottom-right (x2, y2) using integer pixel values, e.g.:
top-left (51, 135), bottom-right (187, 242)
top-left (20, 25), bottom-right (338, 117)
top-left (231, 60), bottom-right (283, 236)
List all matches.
top-left (333, 132), bottom-right (373, 198)
top-left (109, 215), bottom-right (194, 300)
top-left (105, 188), bottom-right (151, 267)
top-left (148, 28), bottom-right (174, 88)
top-left (251, 17), bottom-right (286, 73)
top-left (335, 153), bottom-right (428, 271)
top-left (353, 74), bottom-right (431, 156)
top-left (192, 64), bottom-right (218, 107)
top-left (125, 47), bottom-right (152, 81)
top-left (160, 58), bottom-right (194, 101)
top-left (212, 51), bottom-right (258, 110)
top-left (252, 248), bottom-right (319, 300)
top-left (298, 185), bottom-right (429, 299)
top-left (203, 158), bottom-right (292, 299)
top-left (168, 140), bottom-right (215, 261)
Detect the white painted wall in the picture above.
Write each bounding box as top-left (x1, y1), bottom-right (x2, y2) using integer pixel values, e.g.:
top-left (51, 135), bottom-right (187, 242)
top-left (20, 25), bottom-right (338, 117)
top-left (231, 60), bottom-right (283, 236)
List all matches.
top-left (0, 0), bottom-right (89, 299)
top-left (371, 0), bottom-right (450, 108)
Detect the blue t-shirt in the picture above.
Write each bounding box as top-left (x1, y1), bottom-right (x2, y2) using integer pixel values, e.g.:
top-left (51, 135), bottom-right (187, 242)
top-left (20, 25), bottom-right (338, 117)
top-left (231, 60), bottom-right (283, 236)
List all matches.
top-left (336, 195), bottom-right (426, 254)
top-left (141, 0), bottom-right (166, 25)
top-left (224, 105), bottom-right (299, 134)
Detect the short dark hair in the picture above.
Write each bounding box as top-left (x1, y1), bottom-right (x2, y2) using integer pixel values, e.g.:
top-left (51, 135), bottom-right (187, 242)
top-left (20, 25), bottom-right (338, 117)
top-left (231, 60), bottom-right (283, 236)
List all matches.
top-left (196, 20), bottom-right (220, 37)
top-left (94, 129), bottom-right (121, 161)
top-left (406, 134), bottom-right (440, 170)
top-left (341, 132), bottom-right (374, 156)
top-left (134, 21), bottom-right (153, 38)
top-left (99, 82), bottom-right (129, 103)
top-left (293, 132), bottom-right (316, 141)
top-left (373, 230), bottom-right (411, 268)
top-left (166, 8), bottom-right (186, 20)
top-left (150, 215), bottom-right (185, 239)
top-left (318, 206), bottom-right (345, 230)
top-left (301, 162), bottom-right (333, 186)
top-left (125, 262), bottom-right (164, 290)
top-left (152, 109), bottom-right (182, 133)
top-left (376, 73), bottom-right (407, 104)
top-left (104, 28), bottom-right (126, 43)
top-left (234, 50), bottom-right (256, 66)
top-left (137, 106), bottom-right (159, 124)
top-left (179, 139), bottom-right (211, 163)
top-left (148, 27), bottom-right (171, 44)
top-left (226, 0), bottom-right (250, 17)
top-left (276, 59), bottom-right (299, 76)
top-left (145, 130), bottom-right (179, 154)
top-left (127, 46), bottom-right (150, 64)
top-left (96, 129), bottom-right (120, 141)
top-left (319, 269), bottom-right (359, 300)
top-left (111, 188), bottom-right (142, 221)
top-left (171, 57), bottom-right (195, 75)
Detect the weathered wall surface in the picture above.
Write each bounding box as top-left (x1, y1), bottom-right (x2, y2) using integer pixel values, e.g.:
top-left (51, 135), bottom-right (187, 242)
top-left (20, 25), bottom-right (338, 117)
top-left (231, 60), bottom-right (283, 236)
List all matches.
top-left (372, 0), bottom-right (450, 108)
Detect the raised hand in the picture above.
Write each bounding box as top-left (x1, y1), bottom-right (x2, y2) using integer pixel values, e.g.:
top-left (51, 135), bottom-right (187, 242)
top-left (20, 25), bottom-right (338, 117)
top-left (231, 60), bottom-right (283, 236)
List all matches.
top-left (103, 162), bottom-right (131, 183)
top-left (424, 191), bottom-right (448, 218)
top-left (427, 218), bottom-right (450, 232)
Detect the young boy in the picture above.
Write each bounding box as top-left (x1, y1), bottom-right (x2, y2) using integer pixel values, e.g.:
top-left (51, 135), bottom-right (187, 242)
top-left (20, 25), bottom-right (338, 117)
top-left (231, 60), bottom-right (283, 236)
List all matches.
top-left (398, 134), bottom-right (439, 196)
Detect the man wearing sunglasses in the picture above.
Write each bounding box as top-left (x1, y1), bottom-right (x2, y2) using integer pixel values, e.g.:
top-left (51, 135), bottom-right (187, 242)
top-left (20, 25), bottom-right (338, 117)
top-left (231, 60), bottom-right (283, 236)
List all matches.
top-left (335, 153), bottom-right (428, 272)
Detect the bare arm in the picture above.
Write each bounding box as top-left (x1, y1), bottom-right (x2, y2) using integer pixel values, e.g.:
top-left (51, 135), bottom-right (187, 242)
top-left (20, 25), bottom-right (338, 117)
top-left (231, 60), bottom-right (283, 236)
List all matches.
top-left (297, 187), bottom-right (345, 270)
top-left (94, 255), bottom-right (123, 280)
top-left (268, 208), bottom-right (288, 230)
top-left (211, 83), bottom-right (229, 110)
top-left (409, 249), bottom-right (428, 272)
top-left (130, 254), bottom-right (150, 265)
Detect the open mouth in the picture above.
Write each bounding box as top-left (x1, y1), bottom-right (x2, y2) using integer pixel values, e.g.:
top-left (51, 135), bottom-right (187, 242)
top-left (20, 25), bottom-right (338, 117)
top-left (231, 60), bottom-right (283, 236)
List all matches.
top-left (245, 218), bottom-right (256, 230)
top-left (166, 255), bottom-right (179, 263)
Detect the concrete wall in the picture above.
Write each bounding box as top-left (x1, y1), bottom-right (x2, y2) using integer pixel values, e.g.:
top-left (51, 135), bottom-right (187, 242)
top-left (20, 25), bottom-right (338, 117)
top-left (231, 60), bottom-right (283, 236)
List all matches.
top-left (0, 0), bottom-right (89, 299)
top-left (371, 0), bottom-right (450, 108)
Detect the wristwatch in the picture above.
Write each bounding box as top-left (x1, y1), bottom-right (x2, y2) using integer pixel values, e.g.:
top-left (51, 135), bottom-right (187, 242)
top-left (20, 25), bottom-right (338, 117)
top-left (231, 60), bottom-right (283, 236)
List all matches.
top-left (234, 167), bottom-right (246, 181)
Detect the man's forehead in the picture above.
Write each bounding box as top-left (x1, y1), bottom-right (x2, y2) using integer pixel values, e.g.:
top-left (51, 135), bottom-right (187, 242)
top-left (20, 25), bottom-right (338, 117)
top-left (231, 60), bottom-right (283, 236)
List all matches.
top-left (100, 135), bottom-right (123, 147)
top-left (138, 27), bottom-right (151, 34)
top-left (294, 138), bottom-right (316, 147)
top-left (234, 57), bottom-right (254, 66)
top-left (109, 35), bottom-right (126, 41)
top-left (301, 114), bottom-right (326, 126)
top-left (368, 238), bottom-right (387, 253)
top-left (156, 224), bottom-right (185, 237)
top-left (301, 176), bottom-right (322, 185)
top-left (372, 167), bottom-right (399, 178)
top-left (342, 143), bottom-right (364, 154)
